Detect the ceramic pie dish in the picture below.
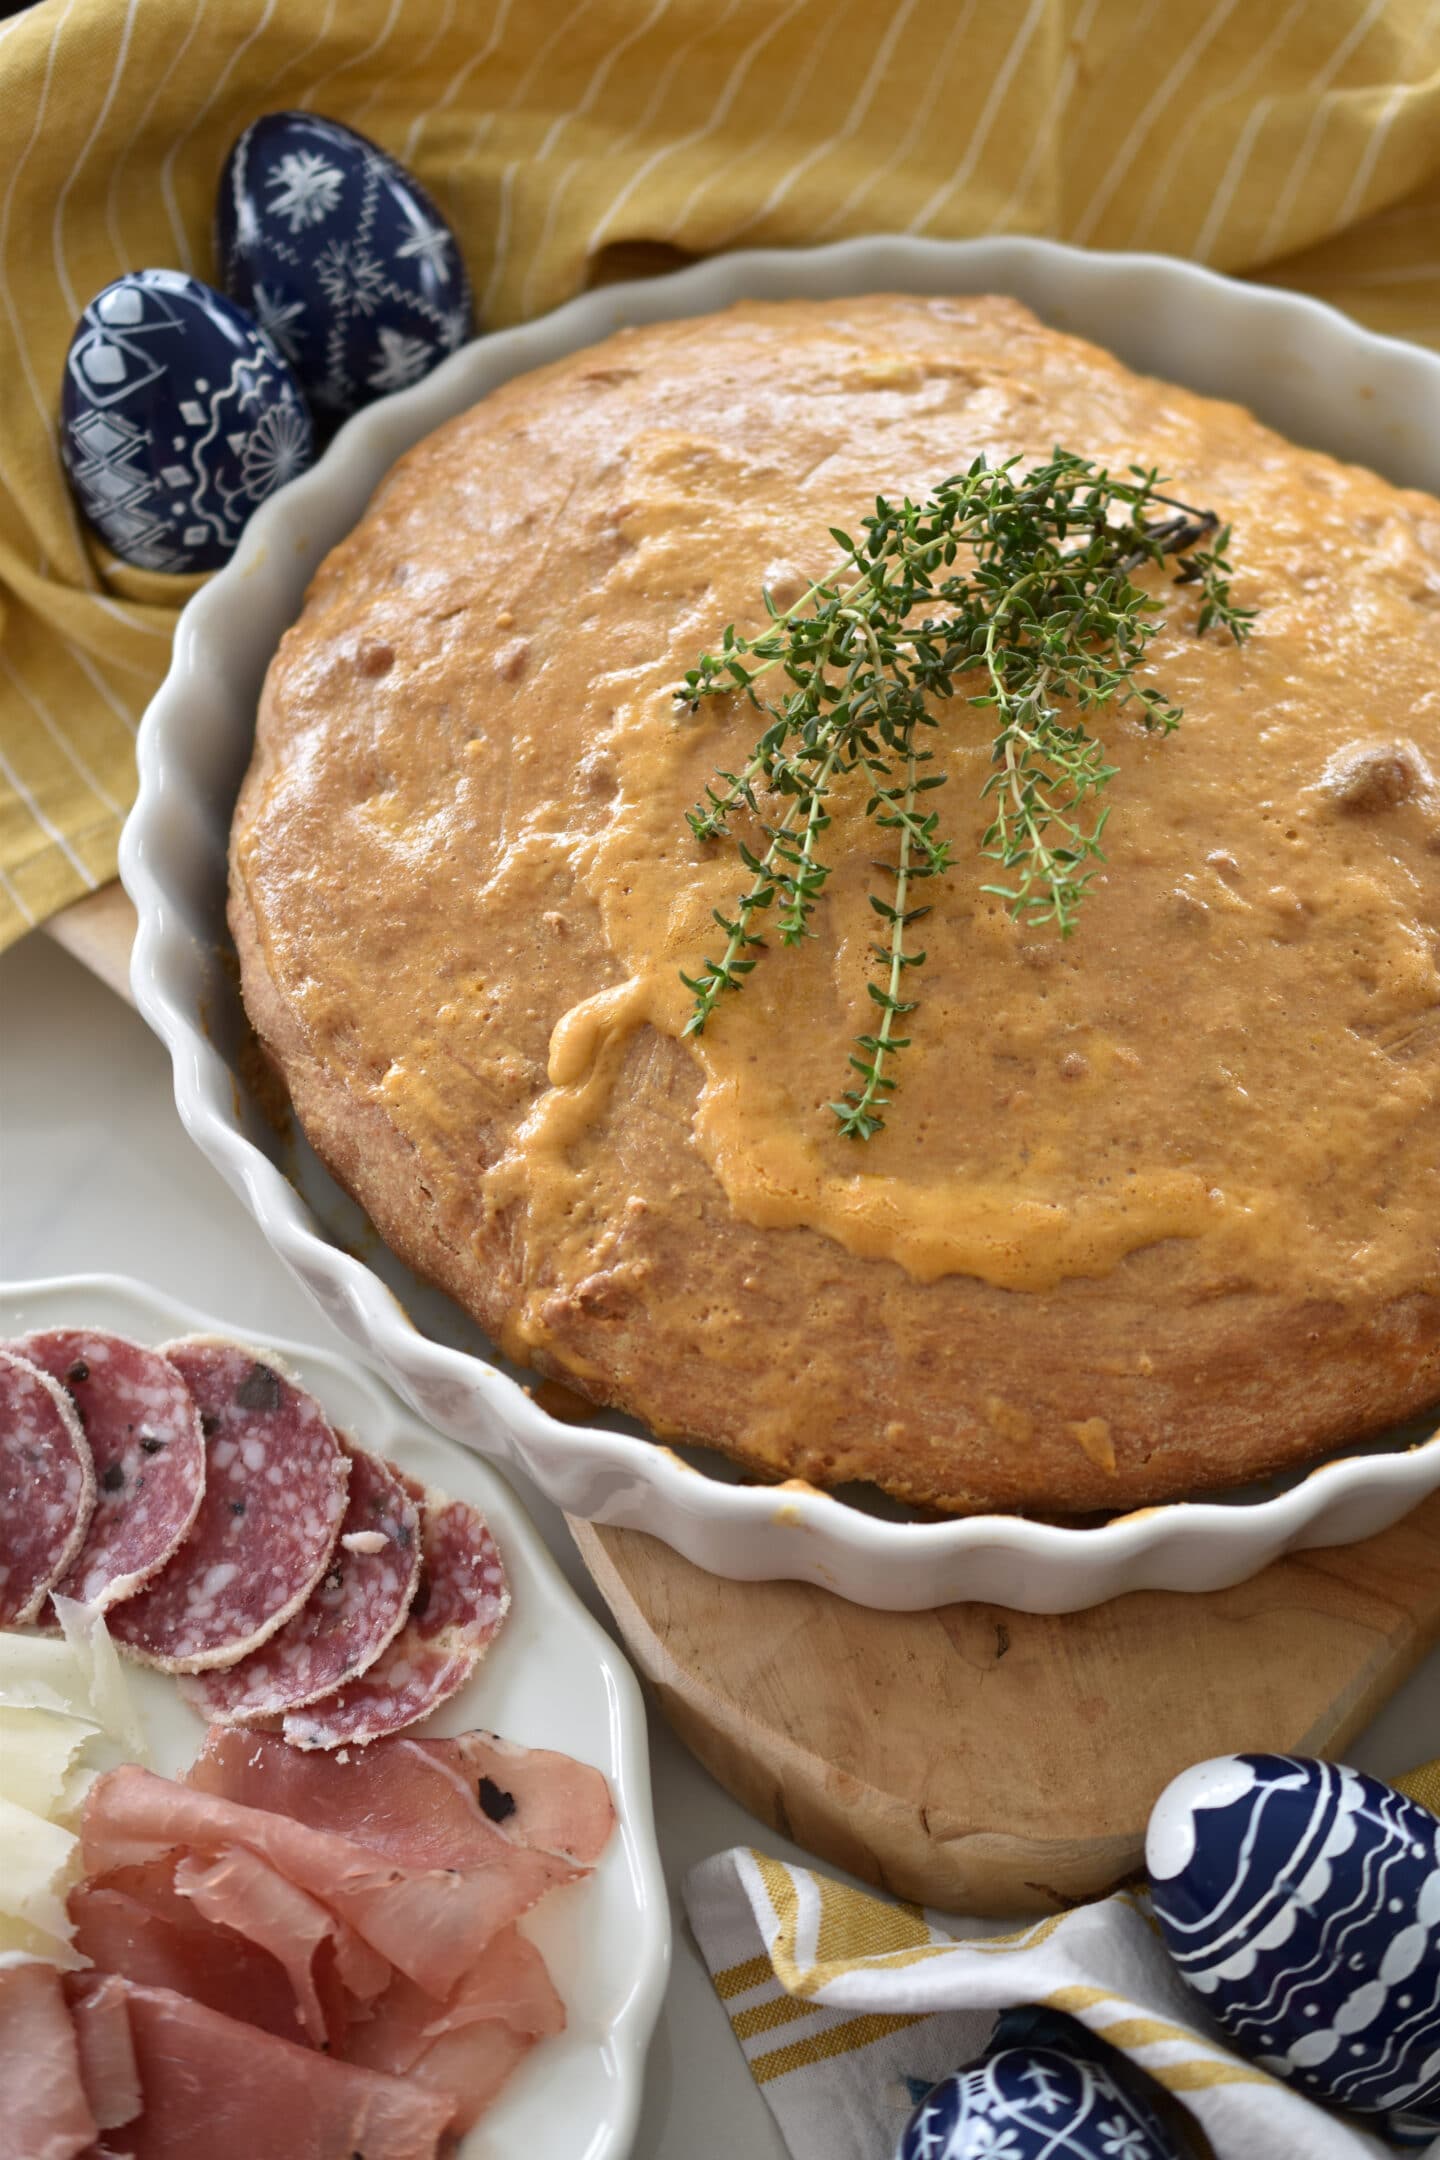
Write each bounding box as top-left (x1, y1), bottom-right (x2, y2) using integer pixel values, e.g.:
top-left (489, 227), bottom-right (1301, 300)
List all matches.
top-left (0, 1271), bottom-right (669, 2160)
top-left (122, 235), bottom-right (1440, 1613)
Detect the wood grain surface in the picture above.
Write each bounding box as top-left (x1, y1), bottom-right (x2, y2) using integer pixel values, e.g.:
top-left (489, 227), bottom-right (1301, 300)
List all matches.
top-left (56, 880), bottom-right (1440, 1916)
top-left (570, 1505), bottom-right (1440, 1915)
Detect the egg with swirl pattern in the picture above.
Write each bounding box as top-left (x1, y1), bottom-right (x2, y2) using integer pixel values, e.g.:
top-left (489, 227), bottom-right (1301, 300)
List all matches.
top-left (1147, 1754), bottom-right (1440, 2131)
top-left (216, 111), bottom-right (473, 428)
top-left (61, 268), bottom-right (312, 573)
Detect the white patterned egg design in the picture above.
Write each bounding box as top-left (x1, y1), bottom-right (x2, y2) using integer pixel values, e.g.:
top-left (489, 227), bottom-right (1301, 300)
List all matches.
top-left (217, 111), bottom-right (473, 426)
top-left (897, 2044), bottom-right (1181, 2159)
top-left (61, 268), bottom-right (312, 573)
top-left (1147, 1753), bottom-right (1440, 2124)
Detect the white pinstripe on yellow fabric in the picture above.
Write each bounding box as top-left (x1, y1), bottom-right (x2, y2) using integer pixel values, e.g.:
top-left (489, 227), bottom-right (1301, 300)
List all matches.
top-left (0, 735), bottom-right (97, 892)
top-left (0, 655), bottom-right (125, 821)
top-left (102, 0), bottom-right (207, 270)
top-left (611, 0), bottom-right (815, 248)
top-left (706, 0), bottom-right (923, 251)
top-left (1128, 0), bottom-right (1311, 256)
top-left (515, 0), bottom-right (676, 317)
top-left (158, 0), bottom-right (280, 275)
top-left (1071, 0), bottom-right (1248, 245)
top-left (906, 0), bottom-right (1049, 235)
top-left (645, 0), bottom-right (854, 244)
top-left (1256, 0), bottom-right (1397, 257)
top-left (50, 0), bottom-right (140, 322)
top-left (809, 0), bottom-right (981, 241)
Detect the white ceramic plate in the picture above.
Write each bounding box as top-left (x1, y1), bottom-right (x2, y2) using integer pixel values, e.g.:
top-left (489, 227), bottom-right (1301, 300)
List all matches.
top-left (0, 1273), bottom-right (669, 2160)
top-left (120, 234), bottom-right (1440, 1614)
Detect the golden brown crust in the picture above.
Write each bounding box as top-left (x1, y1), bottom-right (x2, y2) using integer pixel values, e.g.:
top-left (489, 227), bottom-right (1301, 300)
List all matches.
top-left (230, 295), bottom-right (1440, 1514)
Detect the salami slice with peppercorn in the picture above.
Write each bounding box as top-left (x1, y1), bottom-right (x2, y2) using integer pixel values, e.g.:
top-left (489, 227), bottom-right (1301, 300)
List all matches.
top-left (282, 1480), bottom-right (508, 1750)
top-left (180, 1441), bottom-right (421, 1722)
top-left (108, 1339), bottom-right (349, 1674)
top-left (14, 1330), bottom-right (205, 1611)
top-left (0, 1349), bottom-right (95, 1625)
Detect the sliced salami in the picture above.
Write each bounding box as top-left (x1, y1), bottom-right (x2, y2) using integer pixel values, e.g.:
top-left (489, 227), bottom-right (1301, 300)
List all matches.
top-left (180, 1442), bottom-right (421, 1723)
top-left (15, 1330), bottom-right (205, 1610)
top-left (108, 1339), bottom-right (349, 1674)
top-left (0, 1349), bottom-right (95, 1626)
top-left (283, 1478), bottom-right (508, 1750)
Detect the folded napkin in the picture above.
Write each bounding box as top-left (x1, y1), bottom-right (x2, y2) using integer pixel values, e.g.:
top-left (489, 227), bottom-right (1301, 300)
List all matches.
top-left (684, 1845), bottom-right (1435, 2159)
top-left (8, 0), bottom-right (1440, 944)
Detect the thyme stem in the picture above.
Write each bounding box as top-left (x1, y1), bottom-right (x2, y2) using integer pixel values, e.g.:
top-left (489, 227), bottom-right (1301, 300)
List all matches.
top-left (676, 450), bottom-right (1254, 1137)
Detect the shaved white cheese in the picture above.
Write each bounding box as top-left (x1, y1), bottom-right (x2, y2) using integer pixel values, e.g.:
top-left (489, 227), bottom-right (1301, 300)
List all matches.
top-left (0, 1708), bottom-right (89, 1819)
top-left (50, 1597), bottom-right (148, 1766)
top-left (0, 1796), bottom-right (82, 1969)
top-left (0, 1632), bottom-right (104, 1722)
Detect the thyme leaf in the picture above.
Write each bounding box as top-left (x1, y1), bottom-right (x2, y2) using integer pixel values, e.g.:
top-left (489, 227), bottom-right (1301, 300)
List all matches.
top-left (676, 449), bottom-right (1254, 1139)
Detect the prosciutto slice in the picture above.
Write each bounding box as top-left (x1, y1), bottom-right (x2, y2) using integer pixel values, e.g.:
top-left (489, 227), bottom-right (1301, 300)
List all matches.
top-left (346, 1922), bottom-right (565, 2132)
top-left (68, 1859), bottom-right (309, 2043)
top-left (65, 1975), bottom-right (452, 2159)
top-left (64, 1971), bottom-right (142, 2133)
top-left (85, 1759), bottom-right (578, 1998)
top-left (70, 1731), bottom-right (616, 2139)
top-left (436, 1732), bottom-right (617, 1865)
top-left (173, 1844), bottom-right (389, 2045)
top-left (187, 1724), bottom-right (605, 1873)
top-left (0, 1961), bottom-right (96, 2160)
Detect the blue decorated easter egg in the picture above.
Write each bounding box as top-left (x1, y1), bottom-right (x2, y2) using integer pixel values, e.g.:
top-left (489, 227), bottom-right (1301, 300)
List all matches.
top-left (216, 111), bottom-right (473, 424)
top-left (1148, 1754), bottom-right (1440, 2125)
top-left (897, 2043), bottom-right (1181, 2159)
top-left (61, 268), bottom-right (313, 573)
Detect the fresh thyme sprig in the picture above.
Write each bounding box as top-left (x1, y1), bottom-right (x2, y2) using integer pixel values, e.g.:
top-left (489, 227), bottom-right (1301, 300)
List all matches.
top-left (677, 450), bottom-right (1254, 1140)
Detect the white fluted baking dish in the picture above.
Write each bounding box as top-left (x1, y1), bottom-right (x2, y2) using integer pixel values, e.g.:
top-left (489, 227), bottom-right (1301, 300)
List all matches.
top-left (121, 235), bottom-right (1440, 1613)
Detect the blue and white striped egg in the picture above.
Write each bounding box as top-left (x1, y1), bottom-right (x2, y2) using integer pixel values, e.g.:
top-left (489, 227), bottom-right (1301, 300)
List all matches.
top-left (897, 2041), bottom-right (1182, 2159)
top-left (216, 111), bottom-right (473, 426)
top-left (1147, 1754), bottom-right (1440, 2127)
top-left (61, 268), bottom-right (312, 573)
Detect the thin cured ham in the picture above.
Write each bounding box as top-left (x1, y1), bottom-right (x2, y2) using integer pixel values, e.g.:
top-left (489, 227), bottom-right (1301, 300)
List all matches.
top-left (16, 1331), bottom-right (205, 1611)
top-left (65, 1974), bottom-right (453, 2159)
top-left (0, 1961), bottom-right (97, 2160)
top-left (85, 1758), bottom-right (580, 1998)
top-left (64, 1971), bottom-right (143, 2133)
top-left (64, 1729), bottom-right (616, 2139)
top-left (345, 1922), bottom-right (565, 2133)
top-left (436, 1731), bottom-right (617, 1865)
top-left (68, 1860), bottom-right (309, 2043)
top-left (173, 1844), bottom-right (390, 2044)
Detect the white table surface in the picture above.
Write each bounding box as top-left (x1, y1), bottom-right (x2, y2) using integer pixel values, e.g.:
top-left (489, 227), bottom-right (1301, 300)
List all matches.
top-left (3, 924), bottom-right (1438, 2160)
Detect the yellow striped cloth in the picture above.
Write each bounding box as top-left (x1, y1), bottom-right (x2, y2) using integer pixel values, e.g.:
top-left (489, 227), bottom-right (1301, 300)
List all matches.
top-left (8, 0), bottom-right (1440, 944)
top-left (683, 1846), bottom-right (1403, 2156)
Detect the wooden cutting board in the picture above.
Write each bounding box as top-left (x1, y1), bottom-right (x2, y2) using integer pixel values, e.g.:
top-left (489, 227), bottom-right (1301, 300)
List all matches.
top-left (51, 884), bottom-right (1440, 1914)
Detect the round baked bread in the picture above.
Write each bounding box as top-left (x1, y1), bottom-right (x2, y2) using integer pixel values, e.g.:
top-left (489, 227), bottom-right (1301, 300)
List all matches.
top-left (230, 294), bottom-right (1440, 1515)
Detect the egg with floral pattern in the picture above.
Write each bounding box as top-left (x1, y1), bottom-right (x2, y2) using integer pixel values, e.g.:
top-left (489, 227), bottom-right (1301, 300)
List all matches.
top-left (216, 111), bottom-right (473, 426)
top-left (897, 2042), bottom-right (1182, 2159)
top-left (1148, 1754), bottom-right (1440, 2132)
top-left (60, 268), bottom-right (313, 573)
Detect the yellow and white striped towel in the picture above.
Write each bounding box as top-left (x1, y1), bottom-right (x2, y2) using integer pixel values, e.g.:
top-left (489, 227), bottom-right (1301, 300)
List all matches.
top-left (11, 0), bottom-right (1440, 944)
top-left (683, 1848), bottom-right (1408, 2157)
